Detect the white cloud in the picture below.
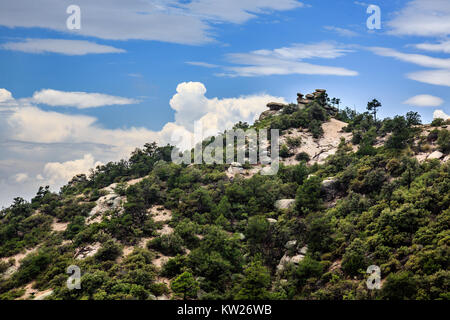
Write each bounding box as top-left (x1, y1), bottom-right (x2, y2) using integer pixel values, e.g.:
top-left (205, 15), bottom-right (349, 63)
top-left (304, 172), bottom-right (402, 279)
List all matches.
top-left (183, 0), bottom-right (303, 24)
top-left (433, 110), bottom-right (450, 120)
top-left (407, 69), bottom-right (450, 87)
top-left (324, 26), bottom-right (358, 37)
top-left (14, 173), bottom-right (29, 183)
top-left (31, 89), bottom-right (138, 109)
top-left (0, 83), bottom-right (285, 206)
top-left (169, 81), bottom-right (287, 133)
top-left (0, 88), bottom-right (13, 102)
top-left (186, 61), bottom-right (219, 68)
top-left (370, 47), bottom-right (450, 87)
top-left (403, 95), bottom-right (444, 107)
top-left (388, 0), bottom-right (450, 37)
top-left (43, 154), bottom-right (102, 185)
top-left (220, 42), bottom-right (358, 77)
top-left (415, 41), bottom-right (450, 54)
top-left (369, 47), bottom-right (450, 69)
top-left (1, 39), bottom-right (125, 55)
top-left (0, 0), bottom-right (304, 45)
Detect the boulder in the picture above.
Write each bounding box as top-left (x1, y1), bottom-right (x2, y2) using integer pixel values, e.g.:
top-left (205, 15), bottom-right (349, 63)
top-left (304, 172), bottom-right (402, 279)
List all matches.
top-left (267, 218), bottom-right (277, 224)
top-left (276, 253), bottom-right (305, 272)
top-left (274, 199), bottom-right (296, 210)
top-left (427, 151), bottom-right (444, 160)
top-left (267, 102), bottom-right (286, 111)
top-left (259, 109), bottom-right (276, 121)
top-left (299, 246), bottom-right (308, 255)
top-left (227, 162), bottom-right (243, 175)
top-left (321, 177), bottom-right (339, 201)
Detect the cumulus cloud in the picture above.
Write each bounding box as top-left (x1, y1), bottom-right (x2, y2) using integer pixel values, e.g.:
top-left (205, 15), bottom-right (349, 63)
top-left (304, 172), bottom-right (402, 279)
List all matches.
top-left (0, 0), bottom-right (304, 45)
top-left (31, 89), bottom-right (138, 109)
top-left (207, 42), bottom-right (358, 77)
top-left (169, 81), bottom-right (287, 133)
top-left (43, 154), bottom-right (102, 185)
top-left (0, 83), bottom-right (285, 206)
top-left (403, 95), bottom-right (444, 107)
top-left (0, 88), bottom-right (13, 102)
top-left (1, 39), bottom-right (125, 55)
top-left (433, 110), bottom-right (450, 120)
top-left (14, 173), bottom-right (29, 183)
top-left (388, 0), bottom-right (450, 37)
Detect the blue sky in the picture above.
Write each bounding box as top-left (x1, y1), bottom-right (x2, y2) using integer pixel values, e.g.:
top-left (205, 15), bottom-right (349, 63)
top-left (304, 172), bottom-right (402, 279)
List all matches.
top-left (0, 0), bottom-right (450, 207)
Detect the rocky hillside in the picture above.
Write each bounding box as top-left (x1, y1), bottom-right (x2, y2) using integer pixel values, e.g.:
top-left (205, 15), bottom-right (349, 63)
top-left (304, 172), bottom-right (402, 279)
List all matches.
top-left (1, 89), bottom-right (449, 300)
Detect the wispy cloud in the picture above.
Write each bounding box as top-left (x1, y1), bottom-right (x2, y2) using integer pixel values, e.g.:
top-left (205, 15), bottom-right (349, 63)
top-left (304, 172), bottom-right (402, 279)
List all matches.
top-left (186, 61), bottom-right (220, 68)
top-left (324, 26), bottom-right (358, 37)
top-left (219, 42), bottom-right (358, 77)
top-left (414, 41), bottom-right (450, 54)
top-left (0, 0), bottom-right (305, 45)
top-left (1, 39), bottom-right (125, 55)
top-left (30, 89), bottom-right (139, 109)
top-left (369, 47), bottom-right (450, 87)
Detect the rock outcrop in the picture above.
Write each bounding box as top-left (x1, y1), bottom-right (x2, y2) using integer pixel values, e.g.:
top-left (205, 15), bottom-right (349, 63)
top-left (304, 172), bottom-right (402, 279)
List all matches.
top-left (274, 199), bottom-right (296, 210)
top-left (267, 102), bottom-right (286, 111)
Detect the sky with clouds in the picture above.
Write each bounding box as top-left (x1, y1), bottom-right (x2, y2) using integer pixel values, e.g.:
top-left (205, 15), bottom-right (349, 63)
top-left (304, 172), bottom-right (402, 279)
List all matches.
top-left (0, 0), bottom-right (450, 207)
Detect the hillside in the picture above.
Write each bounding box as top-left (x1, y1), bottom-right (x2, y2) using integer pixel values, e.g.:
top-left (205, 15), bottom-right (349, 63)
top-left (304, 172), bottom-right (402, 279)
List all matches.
top-left (1, 89), bottom-right (449, 300)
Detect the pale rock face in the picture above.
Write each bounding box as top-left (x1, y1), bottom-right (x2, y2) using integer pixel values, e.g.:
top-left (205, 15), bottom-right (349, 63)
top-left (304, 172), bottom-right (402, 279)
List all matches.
top-left (34, 290), bottom-right (54, 300)
top-left (280, 118), bottom-right (352, 166)
top-left (275, 199), bottom-right (296, 210)
top-left (427, 151), bottom-right (444, 160)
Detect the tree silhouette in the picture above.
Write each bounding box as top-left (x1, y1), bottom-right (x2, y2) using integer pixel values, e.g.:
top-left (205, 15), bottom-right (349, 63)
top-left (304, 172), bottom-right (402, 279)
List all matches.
top-left (367, 99), bottom-right (381, 122)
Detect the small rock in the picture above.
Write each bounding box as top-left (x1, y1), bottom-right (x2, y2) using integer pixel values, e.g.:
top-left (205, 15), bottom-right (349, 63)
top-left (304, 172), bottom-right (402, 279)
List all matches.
top-left (285, 240), bottom-right (297, 249)
top-left (274, 199), bottom-right (296, 210)
top-left (299, 246), bottom-right (308, 255)
top-left (290, 254), bottom-right (305, 264)
top-left (237, 233), bottom-right (246, 240)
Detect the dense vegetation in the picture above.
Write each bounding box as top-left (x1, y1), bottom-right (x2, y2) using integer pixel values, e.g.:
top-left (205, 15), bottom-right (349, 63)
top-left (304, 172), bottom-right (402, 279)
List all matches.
top-left (1, 94), bottom-right (449, 300)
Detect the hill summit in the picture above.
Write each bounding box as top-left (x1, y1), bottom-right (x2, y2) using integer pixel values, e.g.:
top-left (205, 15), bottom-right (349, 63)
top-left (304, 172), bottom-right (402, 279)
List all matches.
top-left (1, 89), bottom-right (449, 300)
